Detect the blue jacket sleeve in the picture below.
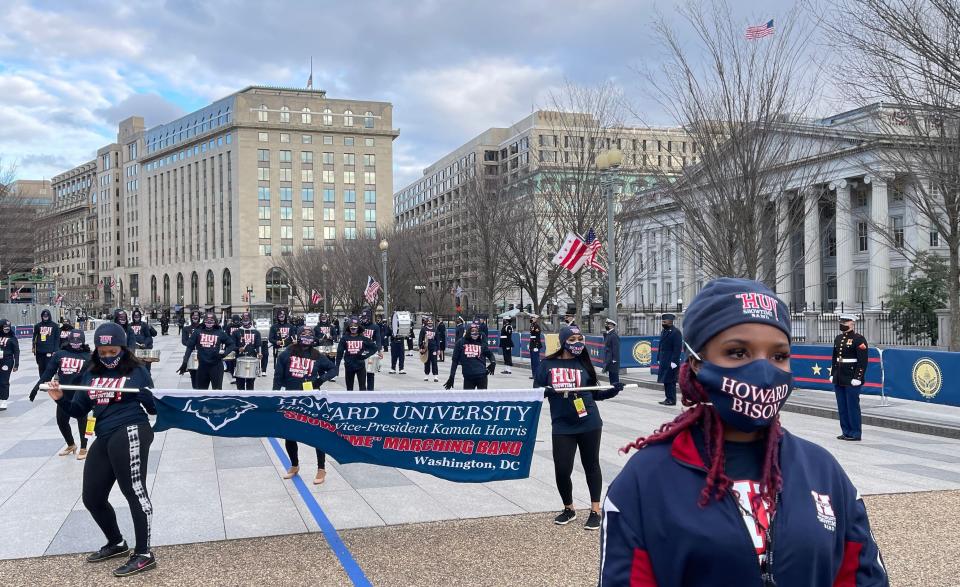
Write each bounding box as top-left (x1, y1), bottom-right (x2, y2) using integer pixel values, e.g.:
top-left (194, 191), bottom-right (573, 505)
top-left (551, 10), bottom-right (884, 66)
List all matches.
top-left (135, 367), bottom-right (157, 415)
top-left (600, 465), bottom-right (657, 586)
top-left (11, 336), bottom-right (20, 368)
top-left (610, 335), bottom-right (620, 366)
top-left (835, 488), bottom-right (889, 586)
top-left (448, 341), bottom-right (462, 380)
top-left (671, 330), bottom-right (683, 364)
top-left (182, 330), bottom-right (197, 364)
top-left (56, 387), bottom-right (93, 419)
top-left (317, 355), bottom-right (337, 382)
top-left (221, 331), bottom-right (237, 356)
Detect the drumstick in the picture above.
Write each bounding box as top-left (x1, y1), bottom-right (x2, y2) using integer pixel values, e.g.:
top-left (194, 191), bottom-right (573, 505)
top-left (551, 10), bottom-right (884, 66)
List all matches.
top-left (544, 384), bottom-right (640, 393)
top-left (40, 383), bottom-right (143, 394)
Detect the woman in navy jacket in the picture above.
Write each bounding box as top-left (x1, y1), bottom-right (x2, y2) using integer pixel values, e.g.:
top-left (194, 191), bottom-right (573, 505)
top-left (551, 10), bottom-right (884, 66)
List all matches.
top-left (600, 278), bottom-right (888, 586)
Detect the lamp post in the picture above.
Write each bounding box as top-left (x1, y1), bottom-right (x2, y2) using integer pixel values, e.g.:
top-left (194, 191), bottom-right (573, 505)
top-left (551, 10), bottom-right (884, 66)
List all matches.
top-left (321, 264), bottom-right (329, 314)
top-left (596, 148), bottom-right (623, 323)
top-left (415, 285), bottom-right (425, 313)
top-left (246, 285), bottom-right (253, 310)
top-left (379, 239), bottom-right (389, 319)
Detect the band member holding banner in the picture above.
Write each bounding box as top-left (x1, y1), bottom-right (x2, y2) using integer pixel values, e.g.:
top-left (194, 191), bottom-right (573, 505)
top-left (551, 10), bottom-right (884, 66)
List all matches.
top-left (600, 278), bottom-right (887, 585)
top-left (336, 317), bottom-right (378, 391)
top-left (128, 310), bottom-right (157, 372)
top-left (32, 329), bottom-right (91, 459)
top-left (419, 317), bottom-right (440, 382)
top-left (46, 322), bottom-right (159, 577)
top-left (233, 313), bottom-right (262, 390)
top-left (276, 327), bottom-right (337, 484)
top-left (535, 324), bottom-right (622, 531)
top-left (499, 317), bottom-right (514, 374)
top-left (33, 309), bottom-right (59, 376)
top-left (445, 322), bottom-right (495, 390)
top-left (0, 319), bottom-right (19, 411)
top-left (528, 315), bottom-right (542, 381)
top-left (269, 309), bottom-right (295, 363)
top-left (178, 312), bottom-right (236, 390)
top-left (181, 311), bottom-right (201, 388)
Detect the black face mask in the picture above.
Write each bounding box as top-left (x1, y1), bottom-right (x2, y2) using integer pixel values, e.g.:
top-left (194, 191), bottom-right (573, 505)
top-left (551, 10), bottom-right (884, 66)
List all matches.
top-left (839, 324), bottom-right (850, 332)
top-left (662, 323), bottom-right (671, 329)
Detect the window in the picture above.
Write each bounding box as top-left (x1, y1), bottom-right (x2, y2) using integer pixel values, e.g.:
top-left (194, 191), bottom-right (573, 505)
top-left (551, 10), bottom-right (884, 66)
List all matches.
top-left (278, 168), bottom-right (292, 181)
top-left (856, 191), bottom-right (867, 207)
top-left (891, 267), bottom-right (906, 294)
top-left (302, 134), bottom-right (312, 144)
top-left (892, 216), bottom-right (904, 248)
top-left (258, 132), bottom-right (268, 142)
top-left (259, 244), bottom-right (272, 256)
top-left (303, 226), bottom-right (315, 239)
top-left (324, 227), bottom-right (336, 240)
top-left (258, 104), bottom-right (268, 122)
top-left (364, 137), bottom-right (375, 147)
top-left (664, 282), bottom-right (672, 304)
top-left (279, 150), bottom-right (291, 162)
top-left (258, 206), bottom-right (271, 220)
top-left (302, 169), bottom-right (314, 182)
top-left (344, 227), bottom-right (357, 239)
top-left (280, 187), bottom-right (292, 201)
top-left (855, 269), bottom-right (868, 303)
top-left (344, 189), bottom-right (356, 203)
top-left (301, 187), bottom-right (314, 201)
top-left (259, 225), bottom-right (271, 239)
top-left (343, 153), bottom-right (355, 165)
top-left (364, 171), bottom-right (376, 185)
top-left (222, 269), bottom-right (232, 305)
top-left (258, 149), bottom-right (270, 162)
top-left (258, 187), bottom-right (270, 201)
top-left (364, 209), bottom-right (376, 222)
top-left (302, 207), bottom-right (314, 220)
top-left (301, 151), bottom-right (313, 163)
top-left (206, 270), bottom-right (215, 305)
top-left (857, 222), bottom-right (868, 252)
top-left (344, 137), bottom-right (354, 146)
top-left (363, 154), bottom-right (375, 166)
top-left (323, 188), bottom-right (335, 202)
top-left (257, 168), bottom-right (270, 181)
top-left (344, 110), bottom-right (354, 126)
top-left (364, 227), bottom-right (376, 239)
top-left (323, 135), bottom-right (333, 145)
top-left (364, 111), bottom-right (374, 128)
top-left (665, 249), bottom-right (672, 271)
top-left (323, 208), bottom-right (335, 221)
top-left (280, 133), bottom-right (290, 143)
top-left (280, 106), bottom-right (290, 123)
top-left (344, 208), bottom-right (356, 221)
top-left (280, 226), bottom-right (293, 239)
top-left (301, 108), bottom-right (312, 124)
top-left (364, 189), bottom-right (376, 203)
top-left (322, 170), bottom-right (335, 183)
top-left (322, 108), bottom-right (333, 126)
top-left (280, 207), bottom-right (293, 220)
top-left (931, 231), bottom-right (940, 247)
top-left (322, 152), bottom-right (334, 165)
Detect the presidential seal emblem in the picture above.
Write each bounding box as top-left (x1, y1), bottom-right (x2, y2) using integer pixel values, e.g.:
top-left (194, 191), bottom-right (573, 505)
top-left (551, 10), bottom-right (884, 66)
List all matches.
top-left (632, 341), bottom-right (653, 367)
top-left (911, 358), bottom-right (942, 400)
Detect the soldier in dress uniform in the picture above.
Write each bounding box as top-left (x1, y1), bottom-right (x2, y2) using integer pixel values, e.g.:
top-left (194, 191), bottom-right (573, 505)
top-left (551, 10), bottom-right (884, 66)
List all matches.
top-left (528, 315), bottom-right (543, 381)
top-left (499, 317), bottom-right (514, 374)
top-left (831, 313), bottom-right (869, 441)
top-left (657, 313), bottom-right (683, 406)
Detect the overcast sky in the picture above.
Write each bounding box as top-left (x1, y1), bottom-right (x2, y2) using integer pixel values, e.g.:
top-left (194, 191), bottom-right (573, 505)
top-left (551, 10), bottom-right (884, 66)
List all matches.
top-left (0, 0), bottom-right (806, 189)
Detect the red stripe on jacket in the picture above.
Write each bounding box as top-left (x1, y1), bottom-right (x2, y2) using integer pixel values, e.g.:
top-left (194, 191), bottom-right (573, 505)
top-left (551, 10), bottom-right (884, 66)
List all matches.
top-left (833, 541), bottom-right (863, 586)
top-left (630, 548), bottom-right (658, 586)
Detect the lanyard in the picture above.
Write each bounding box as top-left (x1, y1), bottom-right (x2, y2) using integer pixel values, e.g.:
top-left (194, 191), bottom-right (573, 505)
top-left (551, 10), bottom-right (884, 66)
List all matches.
top-left (731, 490), bottom-right (779, 587)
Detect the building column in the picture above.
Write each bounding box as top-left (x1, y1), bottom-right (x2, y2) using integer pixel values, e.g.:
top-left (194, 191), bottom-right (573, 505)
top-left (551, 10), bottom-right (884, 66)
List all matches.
top-left (832, 180), bottom-right (854, 310)
top-left (865, 175), bottom-right (890, 309)
top-left (803, 188), bottom-right (822, 309)
top-left (682, 239), bottom-right (696, 307)
top-left (776, 195), bottom-right (793, 306)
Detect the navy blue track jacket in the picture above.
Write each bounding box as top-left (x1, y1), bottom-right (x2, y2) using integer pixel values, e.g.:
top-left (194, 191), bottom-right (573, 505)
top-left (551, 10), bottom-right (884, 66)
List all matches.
top-left (336, 334), bottom-right (377, 371)
top-left (273, 347), bottom-right (337, 390)
top-left (56, 366), bottom-right (156, 440)
top-left (449, 337), bottom-right (495, 378)
top-left (182, 326), bottom-right (236, 366)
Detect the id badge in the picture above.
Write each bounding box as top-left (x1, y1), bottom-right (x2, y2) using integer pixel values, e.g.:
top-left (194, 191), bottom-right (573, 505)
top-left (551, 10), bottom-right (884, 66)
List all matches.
top-left (85, 416), bottom-right (96, 438)
top-left (302, 381), bottom-right (314, 391)
top-left (41, 335), bottom-right (47, 342)
top-left (573, 396), bottom-right (588, 418)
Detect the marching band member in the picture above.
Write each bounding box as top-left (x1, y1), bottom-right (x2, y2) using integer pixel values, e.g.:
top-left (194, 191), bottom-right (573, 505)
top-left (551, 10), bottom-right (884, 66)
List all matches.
top-left (419, 317), bottom-right (440, 382)
top-left (181, 310), bottom-right (201, 388)
top-left (437, 319), bottom-right (447, 362)
top-left (600, 278), bottom-right (888, 586)
top-left (269, 309), bottom-right (295, 364)
top-left (313, 312), bottom-right (335, 346)
top-left (178, 312), bottom-right (236, 390)
top-left (454, 316), bottom-right (466, 343)
top-left (331, 316), bottom-right (341, 342)
top-left (0, 319), bottom-right (19, 411)
top-left (499, 317), bottom-right (515, 374)
top-left (128, 310), bottom-right (157, 372)
top-left (336, 317), bottom-right (377, 391)
top-left (444, 322), bottom-right (495, 390)
top-left (33, 309), bottom-right (59, 376)
top-left (528, 315), bottom-right (543, 381)
top-left (359, 308), bottom-right (383, 390)
top-left (388, 324), bottom-right (407, 374)
top-left (46, 322), bottom-right (158, 577)
top-left (59, 316), bottom-right (73, 349)
top-left (275, 327), bottom-right (337, 484)
top-left (379, 317), bottom-right (392, 353)
top-left (32, 329), bottom-right (91, 459)
top-left (535, 324), bottom-right (622, 531)
top-left (233, 313), bottom-right (262, 390)
top-left (224, 314), bottom-right (242, 384)
top-left (112, 309), bottom-right (135, 350)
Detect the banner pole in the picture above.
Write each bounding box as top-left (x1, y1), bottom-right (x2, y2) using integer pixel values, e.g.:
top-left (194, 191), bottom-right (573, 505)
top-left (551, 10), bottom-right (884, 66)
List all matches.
top-left (40, 383), bottom-right (142, 394)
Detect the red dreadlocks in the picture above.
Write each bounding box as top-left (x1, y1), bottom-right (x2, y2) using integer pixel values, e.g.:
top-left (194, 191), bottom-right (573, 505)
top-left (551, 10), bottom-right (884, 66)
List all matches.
top-left (621, 362), bottom-right (784, 513)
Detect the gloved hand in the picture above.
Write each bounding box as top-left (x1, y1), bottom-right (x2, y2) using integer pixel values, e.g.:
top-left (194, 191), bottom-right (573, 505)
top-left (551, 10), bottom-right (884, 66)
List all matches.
top-left (851, 379), bottom-right (863, 386)
top-left (612, 382), bottom-right (625, 392)
top-left (542, 385), bottom-right (556, 396)
top-left (443, 377), bottom-right (455, 390)
top-left (177, 362), bottom-right (188, 375)
top-left (487, 363), bottom-right (496, 375)
top-left (670, 363), bottom-right (678, 369)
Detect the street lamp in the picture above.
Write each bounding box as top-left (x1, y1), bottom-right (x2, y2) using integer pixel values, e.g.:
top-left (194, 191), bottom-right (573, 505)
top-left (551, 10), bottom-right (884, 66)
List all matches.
top-left (677, 297), bottom-right (683, 314)
top-left (246, 285), bottom-right (253, 309)
top-left (379, 239), bottom-right (389, 319)
top-left (415, 285), bottom-right (426, 313)
top-left (596, 148), bottom-right (623, 323)
top-left (321, 263), bottom-right (329, 314)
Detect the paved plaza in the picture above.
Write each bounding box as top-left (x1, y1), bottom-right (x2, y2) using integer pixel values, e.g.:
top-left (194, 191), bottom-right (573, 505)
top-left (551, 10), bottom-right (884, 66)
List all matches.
top-left (1, 333), bottom-right (960, 585)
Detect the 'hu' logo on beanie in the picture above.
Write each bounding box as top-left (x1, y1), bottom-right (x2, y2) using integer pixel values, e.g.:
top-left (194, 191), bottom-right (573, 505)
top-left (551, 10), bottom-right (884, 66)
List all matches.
top-left (735, 292), bottom-right (780, 321)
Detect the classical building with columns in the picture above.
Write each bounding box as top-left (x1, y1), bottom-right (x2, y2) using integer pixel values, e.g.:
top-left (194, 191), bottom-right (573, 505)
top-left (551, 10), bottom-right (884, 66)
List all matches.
top-left (624, 103), bottom-right (942, 312)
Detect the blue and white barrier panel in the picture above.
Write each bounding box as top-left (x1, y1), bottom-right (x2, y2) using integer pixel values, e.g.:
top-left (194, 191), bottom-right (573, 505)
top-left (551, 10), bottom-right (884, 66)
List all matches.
top-left (790, 344), bottom-right (883, 394)
top-left (153, 388), bottom-right (543, 483)
top-left (881, 348), bottom-right (960, 405)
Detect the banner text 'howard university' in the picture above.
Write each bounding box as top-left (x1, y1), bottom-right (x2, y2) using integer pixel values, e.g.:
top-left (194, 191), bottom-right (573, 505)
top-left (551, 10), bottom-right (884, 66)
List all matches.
top-left (152, 389), bottom-right (543, 483)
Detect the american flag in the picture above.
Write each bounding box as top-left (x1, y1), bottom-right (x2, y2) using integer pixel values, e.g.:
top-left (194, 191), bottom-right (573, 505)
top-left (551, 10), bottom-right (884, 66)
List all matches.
top-left (585, 228), bottom-right (607, 273)
top-left (10, 287), bottom-right (22, 300)
top-left (54, 293), bottom-right (63, 305)
top-left (364, 276), bottom-right (381, 303)
top-left (746, 19), bottom-right (774, 40)
top-left (311, 289), bottom-right (322, 305)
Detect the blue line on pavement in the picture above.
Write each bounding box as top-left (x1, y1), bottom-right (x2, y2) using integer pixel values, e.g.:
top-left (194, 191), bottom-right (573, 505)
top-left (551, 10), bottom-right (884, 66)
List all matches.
top-left (268, 437), bottom-right (372, 587)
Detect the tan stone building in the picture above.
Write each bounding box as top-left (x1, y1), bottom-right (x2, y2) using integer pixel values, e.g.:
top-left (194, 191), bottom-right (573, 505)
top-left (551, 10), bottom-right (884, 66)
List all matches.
top-left (2, 179), bottom-right (51, 302)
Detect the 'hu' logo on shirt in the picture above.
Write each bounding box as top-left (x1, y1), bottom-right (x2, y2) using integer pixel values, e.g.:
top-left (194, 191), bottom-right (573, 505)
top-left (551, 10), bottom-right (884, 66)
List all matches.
top-left (549, 368), bottom-right (582, 389)
top-left (200, 333), bottom-right (219, 347)
top-left (60, 357), bottom-right (85, 374)
top-left (347, 340), bottom-right (363, 354)
top-left (464, 344), bottom-right (482, 358)
top-left (289, 356), bottom-right (315, 379)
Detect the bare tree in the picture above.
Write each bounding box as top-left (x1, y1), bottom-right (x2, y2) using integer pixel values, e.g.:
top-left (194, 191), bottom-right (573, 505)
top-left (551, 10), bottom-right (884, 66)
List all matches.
top-left (634, 1), bottom-right (823, 294)
top-left (0, 159), bottom-right (36, 286)
top-left (461, 164), bottom-right (511, 317)
top-left (823, 0), bottom-right (960, 350)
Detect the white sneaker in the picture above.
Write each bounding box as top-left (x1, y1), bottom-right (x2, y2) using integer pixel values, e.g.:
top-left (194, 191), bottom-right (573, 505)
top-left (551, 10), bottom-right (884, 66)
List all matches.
top-left (424, 377), bottom-right (429, 381)
top-left (503, 369), bottom-right (512, 374)
top-left (399, 370), bottom-right (406, 374)
top-left (0, 400), bottom-right (6, 410)
top-left (389, 370), bottom-right (396, 374)
top-left (433, 377), bottom-right (439, 382)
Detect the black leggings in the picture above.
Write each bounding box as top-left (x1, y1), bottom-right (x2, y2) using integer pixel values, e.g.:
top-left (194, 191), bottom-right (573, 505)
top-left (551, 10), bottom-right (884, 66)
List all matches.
top-left (83, 422), bottom-right (154, 554)
top-left (0, 363), bottom-right (10, 400)
top-left (552, 428), bottom-right (603, 506)
top-left (236, 377), bottom-right (255, 390)
top-left (56, 403), bottom-right (88, 449)
top-left (390, 342), bottom-right (405, 370)
top-left (345, 366), bottom-right (367, 391)
top-left (285, 440), bottom-right (325, 469)
top-left (502, 349), bottom-right (513, 367)
top-left (463, 375), bottom-right (488, 390)
top-left (423, 353), bottom-right (438, 375)
top-left (194, 361), bottom-right (224, 390)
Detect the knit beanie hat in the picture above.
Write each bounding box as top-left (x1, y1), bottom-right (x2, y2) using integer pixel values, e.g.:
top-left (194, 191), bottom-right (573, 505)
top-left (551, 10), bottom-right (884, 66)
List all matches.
top-left (683, 277), bottom-right (790, 354)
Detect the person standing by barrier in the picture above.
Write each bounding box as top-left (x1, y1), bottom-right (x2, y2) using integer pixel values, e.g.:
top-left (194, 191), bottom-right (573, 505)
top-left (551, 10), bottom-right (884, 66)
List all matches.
top-left (600, 278), bottom-right (887, 586)
top-left (33, 309), bottom-right (59, 376)
top-left (657, 313), bottom-right (683, 406)
top-left (602, 318), bottom-right (620, 386)
top-left (535, 324), bottom-right (622, 531)
top-left (32, 329), bottom-right (91, 458)
top-left (499, 317), bottom-right (514, 374)
top-left (528, 315), bottom-right (542, 381)
top-left (46, 322), bottom-right (158, 577)
top-left (445, 322), bottom-right (496, 390)
top-left (832, 313), bottom-right (869, 442)
top-left (0, 319), bottom-right (19, 411)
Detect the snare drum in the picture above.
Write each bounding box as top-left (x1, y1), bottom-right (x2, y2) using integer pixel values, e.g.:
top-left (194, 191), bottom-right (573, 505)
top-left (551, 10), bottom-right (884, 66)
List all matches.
top-left (223, 352), bottom-right (236, 360)
top-left (392, 311), bottom-right (412, 337)
top-left (134, 349), bottom-right (161, 363)
top-left (235, 357), bottom-right (260, 379)
top-left (318, 345), bottom-right (336, 359)
top-left (188, 351), bottom-right (199, 370)
top-left (366, 353), bottom-right (381, 373)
